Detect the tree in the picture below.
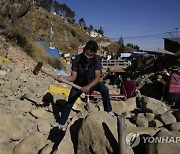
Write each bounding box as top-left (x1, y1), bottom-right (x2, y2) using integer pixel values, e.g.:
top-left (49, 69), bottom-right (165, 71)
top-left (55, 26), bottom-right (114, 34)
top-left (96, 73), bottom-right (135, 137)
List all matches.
top-left (58, 4), bottom-right (75, 18)
top-left (94, 29), bottom-right (98, 33)
top-left (117, 36), bottom-right (124, 54)
top-left (118, 36), bottom-right (124, 46)
top-left (50, 1), bottom-right (75, 19)
top-left (78, 18), bottom-right (86, 27)
top-left (38, 0), bottom-right (53, 12)
top-left (53, 0), bottom-right (61, 13)
top-left (65, 9), bottom-right (75, 19)
top-left (134, 45), bottom-right (139, 51)
top-left (98, 26), bottom-right (104, 35)
top-left (89, 25), bottom-right (94, 31)
top-left (127, 43), bottom-right (139, 51)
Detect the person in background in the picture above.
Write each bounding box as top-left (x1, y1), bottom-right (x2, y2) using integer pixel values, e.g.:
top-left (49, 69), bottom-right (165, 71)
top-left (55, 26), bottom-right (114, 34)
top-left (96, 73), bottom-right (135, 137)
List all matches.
top-left (161, 69), bottom-right (170, 101)
top-left (161, 69), bottom-right (170, 82)
top-left (168, 68), bottom-right (180, 108)
top-left (53, 40), bottom-right (114, 130)
top-left (121, 77), bottom-right (136, 99)
top-left (155, 74), bottom-right (166, 100)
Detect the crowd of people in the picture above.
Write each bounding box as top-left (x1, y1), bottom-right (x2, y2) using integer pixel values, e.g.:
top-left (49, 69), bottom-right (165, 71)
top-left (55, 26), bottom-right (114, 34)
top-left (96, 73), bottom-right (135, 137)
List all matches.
top-left (154, 68), bottom-right (180, 108)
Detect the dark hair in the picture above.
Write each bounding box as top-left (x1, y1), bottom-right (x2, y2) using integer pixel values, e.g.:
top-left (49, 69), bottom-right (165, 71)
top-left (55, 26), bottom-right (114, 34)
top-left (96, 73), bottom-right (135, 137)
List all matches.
top-left (83, 40), bottom-right (98, 53)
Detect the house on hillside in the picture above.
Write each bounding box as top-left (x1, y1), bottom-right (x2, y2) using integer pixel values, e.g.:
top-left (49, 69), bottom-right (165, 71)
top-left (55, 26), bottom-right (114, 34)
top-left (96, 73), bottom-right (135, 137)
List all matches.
top-left (163, 37), bottom-right (180, 53)
top-left (89, 31), bottom-right (99, 38)
top-left (99, 42), bottom-right (111, 47)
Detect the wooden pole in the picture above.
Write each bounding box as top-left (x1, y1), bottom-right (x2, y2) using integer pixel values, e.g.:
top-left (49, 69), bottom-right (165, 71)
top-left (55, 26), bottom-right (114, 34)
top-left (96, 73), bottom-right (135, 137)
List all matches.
top-left (117, 115), bottom-right (126, 154)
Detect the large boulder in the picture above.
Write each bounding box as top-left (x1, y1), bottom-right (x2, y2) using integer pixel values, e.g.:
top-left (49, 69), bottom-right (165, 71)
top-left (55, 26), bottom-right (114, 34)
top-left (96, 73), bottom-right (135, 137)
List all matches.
top-left (0, 142), bottom-right (13, 154)
top-left (13, 132), bottom-right (46, 154)
top-left (136, 113), bottom-right (149, 127)
top-left (0, 113), bottom-right (25, 141)
top-left (160, 111), bottom-right (177, 125)
top-left (125, 97), bottom-right (137, 112)
top-left (111, 97), bottom-right (137, 114)
top-left (77, 111), bottom-right (133, 154)
top-left (141, 96), bottom-right (170, 115)
top-left (170, 122), bottom-right (180, 132)
top-left (147, 130), bottom-right (180, 154)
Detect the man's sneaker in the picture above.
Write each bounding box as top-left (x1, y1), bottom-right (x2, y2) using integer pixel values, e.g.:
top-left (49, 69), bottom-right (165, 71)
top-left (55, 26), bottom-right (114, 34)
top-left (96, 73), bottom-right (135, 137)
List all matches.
top-left (108, 111), bottom-right (115, 117)
top-left (52, 122), bottom-right (67, 131)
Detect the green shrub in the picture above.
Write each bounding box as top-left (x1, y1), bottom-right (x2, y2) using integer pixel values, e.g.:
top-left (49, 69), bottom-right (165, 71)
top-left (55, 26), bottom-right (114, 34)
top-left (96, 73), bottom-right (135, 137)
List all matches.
top-left (5, 26), bottom-right (64, 70)
top-left (47, 56), bottom-right (64, 70)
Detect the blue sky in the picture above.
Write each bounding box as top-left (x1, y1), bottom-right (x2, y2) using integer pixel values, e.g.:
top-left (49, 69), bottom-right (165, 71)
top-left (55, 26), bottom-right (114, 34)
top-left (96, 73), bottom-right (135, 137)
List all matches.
top-left (58, 0), bottom-right (180, 51)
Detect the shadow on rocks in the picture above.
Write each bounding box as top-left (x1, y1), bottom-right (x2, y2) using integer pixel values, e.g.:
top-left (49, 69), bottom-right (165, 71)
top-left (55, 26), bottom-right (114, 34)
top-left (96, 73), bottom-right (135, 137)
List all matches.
top-left (42, 92), bottom-right (68, 153)
top-left (102, 122), bottom-right (119, 154)
top-left (19, 94), bottom-right (42, 108)
top-left (47, 127), bottom-right (66, 154)
top-left (42, 92), bottom-right (67, 121)
top-left (69, 118), bottom-right (83, 154)
top-left (132, 134), bottom-right (150, 154)
top-left (140, 83), bottom-right (158, 99)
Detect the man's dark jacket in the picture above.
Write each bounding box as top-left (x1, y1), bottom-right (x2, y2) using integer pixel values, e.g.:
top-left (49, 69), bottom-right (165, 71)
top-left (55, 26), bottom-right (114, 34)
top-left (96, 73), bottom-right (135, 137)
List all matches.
top-left (73, 53), bottom-right (101, 87)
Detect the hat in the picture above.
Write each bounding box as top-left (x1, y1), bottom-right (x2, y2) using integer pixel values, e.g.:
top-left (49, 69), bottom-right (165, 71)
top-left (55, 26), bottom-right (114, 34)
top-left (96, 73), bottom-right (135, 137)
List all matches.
top-left (157, 75), bottom-right (162, 79)
top-left (127, 78), bottom-right (131, 81)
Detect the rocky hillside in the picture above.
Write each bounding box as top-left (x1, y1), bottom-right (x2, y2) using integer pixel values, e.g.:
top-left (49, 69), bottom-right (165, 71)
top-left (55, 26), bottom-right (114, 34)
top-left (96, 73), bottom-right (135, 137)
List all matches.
top-left (5, 3), bottom-right (135, 55)
top-left (0, 35), bottom-right (180, 154)
top-left (14, 6), bottom-right (109, 53)
top-left (0, 2), bottom-right (180, 154)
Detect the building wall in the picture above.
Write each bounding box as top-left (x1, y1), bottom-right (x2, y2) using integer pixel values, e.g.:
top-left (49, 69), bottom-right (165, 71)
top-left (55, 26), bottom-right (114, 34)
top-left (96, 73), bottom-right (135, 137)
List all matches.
top-left (164, 39), bottom-right (180, 53)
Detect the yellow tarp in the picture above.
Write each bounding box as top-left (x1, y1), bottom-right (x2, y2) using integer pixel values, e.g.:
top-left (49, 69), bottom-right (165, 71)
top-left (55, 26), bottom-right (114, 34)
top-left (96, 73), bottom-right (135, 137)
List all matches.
top-left (0, 56), bottom-right (10, 62)
top-left (48, 85), bottom-right (82, 104)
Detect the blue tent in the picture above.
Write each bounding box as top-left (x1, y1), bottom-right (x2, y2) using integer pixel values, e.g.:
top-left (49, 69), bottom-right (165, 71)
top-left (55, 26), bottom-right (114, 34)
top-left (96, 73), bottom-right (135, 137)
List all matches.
top-left (130, 52), bottom-right (147, 57)
top-left (46, 47), bottom-right (60, 58)
top-left (36, 41), bottom-right (60, 58)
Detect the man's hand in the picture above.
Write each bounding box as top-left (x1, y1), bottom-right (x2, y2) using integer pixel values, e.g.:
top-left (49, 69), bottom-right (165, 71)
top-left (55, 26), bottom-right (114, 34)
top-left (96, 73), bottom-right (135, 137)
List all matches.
top-left (81, 85), bottom-right (91, 94)
top-left (56, 75), bottom-right (63, 83)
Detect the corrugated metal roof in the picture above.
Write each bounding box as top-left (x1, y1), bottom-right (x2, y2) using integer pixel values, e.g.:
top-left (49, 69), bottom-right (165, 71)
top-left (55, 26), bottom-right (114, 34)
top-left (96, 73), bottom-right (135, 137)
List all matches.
top-left (164, 37), bottom-right (180, 44)
top-left (157, 48), bottom-right (176, 55)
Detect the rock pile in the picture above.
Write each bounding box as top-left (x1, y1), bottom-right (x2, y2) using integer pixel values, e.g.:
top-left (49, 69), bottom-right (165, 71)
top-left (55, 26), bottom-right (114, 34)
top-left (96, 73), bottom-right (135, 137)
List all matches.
top-left (0, 38), bottom-right (180, 154)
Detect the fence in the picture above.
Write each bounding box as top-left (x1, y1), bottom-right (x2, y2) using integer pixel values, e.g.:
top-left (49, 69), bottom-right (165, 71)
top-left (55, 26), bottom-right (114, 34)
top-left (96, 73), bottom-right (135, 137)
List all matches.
top-left (101, 59), bottom-right (129, 68)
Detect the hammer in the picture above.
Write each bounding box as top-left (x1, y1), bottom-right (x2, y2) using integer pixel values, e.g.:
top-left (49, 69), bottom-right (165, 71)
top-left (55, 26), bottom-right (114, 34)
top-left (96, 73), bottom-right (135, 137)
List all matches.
top-left (33, 62), bottom-right (82, 90)
top-left (33, 62), bottom-right (97, 113)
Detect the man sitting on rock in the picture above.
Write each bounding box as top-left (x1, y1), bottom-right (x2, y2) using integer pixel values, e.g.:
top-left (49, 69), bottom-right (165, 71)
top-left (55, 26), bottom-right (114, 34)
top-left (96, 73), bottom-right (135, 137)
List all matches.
top-left (52, 40), bottom-right (114, 130)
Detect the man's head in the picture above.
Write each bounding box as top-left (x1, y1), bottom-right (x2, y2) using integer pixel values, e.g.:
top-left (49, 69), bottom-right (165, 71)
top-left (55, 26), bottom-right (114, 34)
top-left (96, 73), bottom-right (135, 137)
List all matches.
top-left (83, 40), bottom-right (98, 61)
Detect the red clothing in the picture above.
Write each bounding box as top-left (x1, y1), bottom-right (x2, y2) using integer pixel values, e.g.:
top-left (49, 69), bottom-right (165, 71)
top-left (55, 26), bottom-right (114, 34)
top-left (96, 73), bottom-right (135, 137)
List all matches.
top-left (168, 72), bottom-right (180, 102)
top-left (121, 80), bottom-right (136, 99)
top-left (169, 73), bottom-right (180, 94)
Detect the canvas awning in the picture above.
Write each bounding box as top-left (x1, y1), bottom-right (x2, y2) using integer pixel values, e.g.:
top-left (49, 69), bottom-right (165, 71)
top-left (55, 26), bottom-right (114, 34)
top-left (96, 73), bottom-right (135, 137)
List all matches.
top-left (156, 48), bottom-right (177, 56)
top-left (108, 66), bottom-right (125, 73)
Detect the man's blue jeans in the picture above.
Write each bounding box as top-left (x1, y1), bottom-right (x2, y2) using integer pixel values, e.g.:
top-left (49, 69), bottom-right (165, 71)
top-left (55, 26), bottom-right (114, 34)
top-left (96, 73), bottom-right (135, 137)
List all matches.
top-left (57, 82), bottom-right (112, 125)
